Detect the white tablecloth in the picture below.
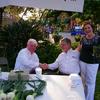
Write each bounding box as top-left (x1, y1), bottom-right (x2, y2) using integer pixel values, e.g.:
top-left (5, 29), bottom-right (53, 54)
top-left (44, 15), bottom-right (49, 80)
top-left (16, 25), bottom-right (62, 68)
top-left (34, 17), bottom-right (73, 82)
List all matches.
top-left (0, 72), bottom-right (85, 100)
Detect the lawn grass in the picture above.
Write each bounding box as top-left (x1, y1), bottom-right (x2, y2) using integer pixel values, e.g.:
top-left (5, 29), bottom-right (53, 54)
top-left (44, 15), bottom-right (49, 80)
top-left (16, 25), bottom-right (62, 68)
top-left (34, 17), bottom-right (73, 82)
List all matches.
top-left (95, 71), bottom-right (100, 100)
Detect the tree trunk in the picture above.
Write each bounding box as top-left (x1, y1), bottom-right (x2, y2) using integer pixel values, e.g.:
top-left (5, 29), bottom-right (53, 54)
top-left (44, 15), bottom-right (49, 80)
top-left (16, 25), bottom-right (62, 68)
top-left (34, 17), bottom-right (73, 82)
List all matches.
top-left (0, 8), bottom-right (4, 28)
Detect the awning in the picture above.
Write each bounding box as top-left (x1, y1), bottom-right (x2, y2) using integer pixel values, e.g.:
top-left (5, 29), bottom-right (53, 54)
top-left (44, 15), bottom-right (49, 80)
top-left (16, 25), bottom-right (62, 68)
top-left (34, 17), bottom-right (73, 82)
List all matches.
top-left (0, 0), bottom-right (9, 7)
top-left (0, 0), bottom-right (84, 12)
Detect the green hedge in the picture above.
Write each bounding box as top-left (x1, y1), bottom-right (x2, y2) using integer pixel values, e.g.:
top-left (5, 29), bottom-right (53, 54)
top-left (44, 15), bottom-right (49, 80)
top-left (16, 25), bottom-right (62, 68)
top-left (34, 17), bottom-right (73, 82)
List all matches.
top-left (0, 20), bottom-right (81, 70)
top-left (0, 20), bottom-right (43, 70)
top-left (37, 40), bottom-right (61, 63)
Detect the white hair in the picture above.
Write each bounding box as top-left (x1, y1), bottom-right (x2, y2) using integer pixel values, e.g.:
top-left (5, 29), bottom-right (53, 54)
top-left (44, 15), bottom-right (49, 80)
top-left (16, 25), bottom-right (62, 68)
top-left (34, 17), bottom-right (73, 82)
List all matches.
top-left (27, 38), bottom-right (38, 46)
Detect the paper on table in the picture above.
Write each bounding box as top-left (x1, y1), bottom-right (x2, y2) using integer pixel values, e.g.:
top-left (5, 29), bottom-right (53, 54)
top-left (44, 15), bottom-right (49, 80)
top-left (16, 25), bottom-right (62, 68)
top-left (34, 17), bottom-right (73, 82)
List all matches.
top-left (69, 74), bottom-right (82, 88)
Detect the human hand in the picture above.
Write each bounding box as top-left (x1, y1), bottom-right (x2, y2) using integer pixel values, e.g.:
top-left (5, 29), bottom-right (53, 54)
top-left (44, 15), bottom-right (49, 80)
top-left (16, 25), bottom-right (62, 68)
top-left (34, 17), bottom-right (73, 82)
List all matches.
top-left (40, 63), bottom-right (48, 70)
top-left (76, 44), bottom-right (82, 52)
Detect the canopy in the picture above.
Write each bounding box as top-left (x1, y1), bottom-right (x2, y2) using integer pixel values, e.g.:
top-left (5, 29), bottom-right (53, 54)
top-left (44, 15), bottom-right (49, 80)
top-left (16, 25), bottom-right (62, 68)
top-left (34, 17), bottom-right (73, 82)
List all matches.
top-left (0, 0), bottom-right (84, 12)
top-left (0, 0), bottom-right (9, 7)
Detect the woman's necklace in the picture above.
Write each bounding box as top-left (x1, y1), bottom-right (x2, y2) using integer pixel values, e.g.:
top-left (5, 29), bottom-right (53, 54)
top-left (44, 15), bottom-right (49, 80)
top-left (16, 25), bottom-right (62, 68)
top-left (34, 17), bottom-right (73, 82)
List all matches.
top-left (86, 33), bottom-right (95, 39)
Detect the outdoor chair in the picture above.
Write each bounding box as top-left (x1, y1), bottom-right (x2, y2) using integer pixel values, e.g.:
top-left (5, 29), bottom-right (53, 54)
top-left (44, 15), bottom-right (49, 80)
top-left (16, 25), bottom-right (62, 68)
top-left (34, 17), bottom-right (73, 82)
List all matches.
top-left (0, 41), bottom-right (9, 71)
top-left (0, 57), bottom-right (9, 72)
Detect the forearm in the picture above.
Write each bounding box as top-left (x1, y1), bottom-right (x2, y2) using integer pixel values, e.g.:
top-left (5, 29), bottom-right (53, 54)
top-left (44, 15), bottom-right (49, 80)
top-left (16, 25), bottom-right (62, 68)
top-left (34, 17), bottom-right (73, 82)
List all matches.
top-left (75, 44), bottom-right (82, 52)
top-left (48, 61), bottom-right (59, 70)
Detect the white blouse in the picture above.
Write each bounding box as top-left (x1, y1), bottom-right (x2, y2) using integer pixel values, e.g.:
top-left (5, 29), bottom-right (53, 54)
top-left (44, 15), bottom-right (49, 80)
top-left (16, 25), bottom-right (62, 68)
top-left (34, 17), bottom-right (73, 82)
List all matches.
top-left (48, 49), bottom-right (80, 74)
top-left (14, 48), bottom-right (39, 73)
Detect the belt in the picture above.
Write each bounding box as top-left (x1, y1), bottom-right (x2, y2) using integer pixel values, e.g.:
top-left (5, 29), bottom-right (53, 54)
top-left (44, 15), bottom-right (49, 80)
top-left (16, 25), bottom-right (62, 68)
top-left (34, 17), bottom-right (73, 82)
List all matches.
top-left (58, 72), bottom-right (70, 75)
top-left (59, 72), bottom-right (80, 75)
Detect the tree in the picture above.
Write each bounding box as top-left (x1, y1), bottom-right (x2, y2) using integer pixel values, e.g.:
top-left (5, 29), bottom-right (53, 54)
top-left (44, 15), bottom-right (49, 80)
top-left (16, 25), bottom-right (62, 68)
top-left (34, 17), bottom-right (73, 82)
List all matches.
top-left (4, 6), bottom-right (24, 21)
top-left (82, 0), bottom-right (100, 24)
top-left (0, 7), bottom-right (5, 28)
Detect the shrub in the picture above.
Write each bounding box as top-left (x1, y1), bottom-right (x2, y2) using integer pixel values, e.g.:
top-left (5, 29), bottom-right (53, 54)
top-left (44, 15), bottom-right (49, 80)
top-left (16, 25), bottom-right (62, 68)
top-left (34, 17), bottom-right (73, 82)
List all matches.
top-left (72, 42), bottom-right (79, 49)
top-left (75, 35), bottom-right (81, 42)
top-left (36, 40), bottom-right (61, 63)
top-left (53, 34), bottom-right (62, 43)
top-left (0, 20), bottom-right (43, 69)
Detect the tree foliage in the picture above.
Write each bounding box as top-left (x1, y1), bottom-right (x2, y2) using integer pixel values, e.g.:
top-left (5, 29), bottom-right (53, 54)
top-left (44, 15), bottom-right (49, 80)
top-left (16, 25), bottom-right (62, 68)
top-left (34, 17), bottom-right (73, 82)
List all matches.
top-left (0, 20), bottom-right (43, 69)
top-left (82, 0), bottom-right (100, 23)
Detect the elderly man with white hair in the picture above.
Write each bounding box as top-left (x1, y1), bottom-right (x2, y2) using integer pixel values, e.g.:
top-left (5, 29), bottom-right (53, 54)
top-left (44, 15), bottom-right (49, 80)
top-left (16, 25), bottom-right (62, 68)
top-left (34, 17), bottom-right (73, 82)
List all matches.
top-left (14, 38), bottom-right (39, 73)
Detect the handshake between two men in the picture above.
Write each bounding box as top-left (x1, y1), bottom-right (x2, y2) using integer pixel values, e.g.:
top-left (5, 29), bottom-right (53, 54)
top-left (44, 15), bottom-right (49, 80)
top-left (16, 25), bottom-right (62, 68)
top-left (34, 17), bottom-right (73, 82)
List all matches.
top-left (40, 63), bottom-right (49, 70)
